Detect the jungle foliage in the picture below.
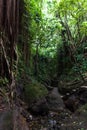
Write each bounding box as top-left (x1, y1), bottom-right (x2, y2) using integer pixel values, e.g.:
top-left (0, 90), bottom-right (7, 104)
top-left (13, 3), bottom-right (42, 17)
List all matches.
top-left (18, 0), bottom-right (87, 85)
top-left (0, 0), bottom-right (87, 100)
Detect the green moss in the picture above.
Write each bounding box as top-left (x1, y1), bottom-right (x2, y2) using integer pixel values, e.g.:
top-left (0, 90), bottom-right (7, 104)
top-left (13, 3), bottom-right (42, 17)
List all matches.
top-left (24, 79), bottom-right (48, 103)
top-left (77, 104), bottom-right (87, 114)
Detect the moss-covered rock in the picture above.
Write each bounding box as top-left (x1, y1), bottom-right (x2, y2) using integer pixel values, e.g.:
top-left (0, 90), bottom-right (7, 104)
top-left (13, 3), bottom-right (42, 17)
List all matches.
top-left (18, 77), bottom-right (48, 104)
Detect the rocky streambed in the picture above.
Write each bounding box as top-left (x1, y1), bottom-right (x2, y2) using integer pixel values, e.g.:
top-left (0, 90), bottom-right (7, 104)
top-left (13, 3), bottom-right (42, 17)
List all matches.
top-left (20, 87), bottom-right (87, 130)
top-left (0, 86), bottom-right (87, 130)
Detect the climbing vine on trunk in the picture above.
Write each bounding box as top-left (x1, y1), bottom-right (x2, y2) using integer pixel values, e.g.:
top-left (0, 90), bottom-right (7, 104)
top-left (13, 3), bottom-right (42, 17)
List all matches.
top-left (0, 0), bottom-right (19, 84)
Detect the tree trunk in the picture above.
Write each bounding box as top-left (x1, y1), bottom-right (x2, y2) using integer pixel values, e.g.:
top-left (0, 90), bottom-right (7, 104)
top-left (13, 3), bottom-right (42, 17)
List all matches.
top-left (0, 0), bottom-right (19, 83)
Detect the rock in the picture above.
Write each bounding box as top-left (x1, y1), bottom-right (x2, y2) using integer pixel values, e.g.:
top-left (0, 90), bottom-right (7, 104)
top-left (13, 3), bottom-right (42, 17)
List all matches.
top-left (80, 86), bottom-right (87, 89)
top-left (29, 97), bottom-right (49, 115)
top-left (64, 95), bottom-right (79, 112)
top-left (29, 115), bottom-right (33, 120)
top-left (78, 86), bottom-right (87, 104)
top-left (26, 114), bottom-right (33, 122)
top-left (28, 87), bottom-right (65, 115)
top-left (46, 87), bottom-right (65, 111)
top-left (63, 85), bottom-right (87, 112)
top-left (49, 119), bottom-right (57, 128)
top-left (16, 82), bottom-right (25, 98)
